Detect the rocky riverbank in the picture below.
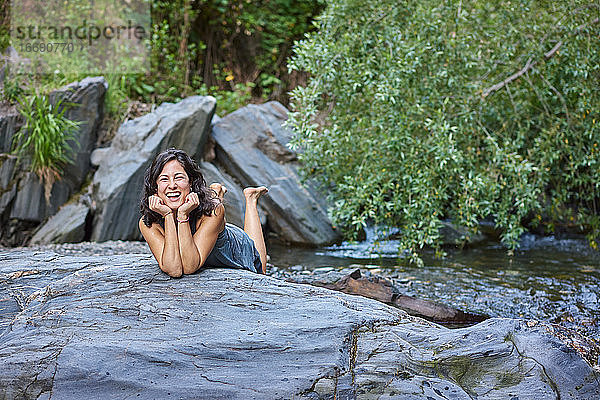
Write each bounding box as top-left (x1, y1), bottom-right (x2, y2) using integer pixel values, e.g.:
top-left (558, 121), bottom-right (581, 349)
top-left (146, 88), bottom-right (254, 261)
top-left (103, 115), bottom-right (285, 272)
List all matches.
top-left (1, 82), bottom-right (340, 248)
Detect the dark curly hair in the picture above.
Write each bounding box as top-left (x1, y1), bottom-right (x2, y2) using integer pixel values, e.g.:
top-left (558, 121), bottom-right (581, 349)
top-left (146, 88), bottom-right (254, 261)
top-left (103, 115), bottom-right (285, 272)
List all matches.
top-left (140, 148), bottom-right (220, 232)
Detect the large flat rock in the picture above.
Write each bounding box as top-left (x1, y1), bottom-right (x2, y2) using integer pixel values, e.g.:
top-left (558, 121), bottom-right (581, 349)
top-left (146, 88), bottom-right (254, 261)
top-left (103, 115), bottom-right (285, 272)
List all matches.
top-left (0, 155), bottom-right (17, 215)
top-left (0, 251), bottom-right (598, 399)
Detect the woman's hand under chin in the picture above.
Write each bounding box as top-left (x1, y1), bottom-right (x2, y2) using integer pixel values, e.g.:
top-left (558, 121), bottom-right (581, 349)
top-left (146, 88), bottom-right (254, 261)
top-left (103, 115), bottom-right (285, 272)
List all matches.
top-left (149, 195), bottom-right (173, 216)
top-left (177, 192), bottom-right (200, 218)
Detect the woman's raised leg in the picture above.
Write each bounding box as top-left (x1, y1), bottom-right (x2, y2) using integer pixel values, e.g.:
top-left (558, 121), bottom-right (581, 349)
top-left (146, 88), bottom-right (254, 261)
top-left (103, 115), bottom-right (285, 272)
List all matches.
top-left (243, 186), bottom-right (268, 273)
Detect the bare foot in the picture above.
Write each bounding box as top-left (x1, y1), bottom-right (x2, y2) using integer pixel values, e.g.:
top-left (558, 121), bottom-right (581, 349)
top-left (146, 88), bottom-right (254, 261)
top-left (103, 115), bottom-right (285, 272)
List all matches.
top-left (243, 186), bottom-right (268, 203)
top-left (209, 183), bottom-right (228, 200)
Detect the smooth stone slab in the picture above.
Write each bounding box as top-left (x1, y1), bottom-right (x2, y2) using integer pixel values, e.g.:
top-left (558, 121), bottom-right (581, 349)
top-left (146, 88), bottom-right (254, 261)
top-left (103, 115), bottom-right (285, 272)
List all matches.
top-left (0, 251), bottom-right (597, 399)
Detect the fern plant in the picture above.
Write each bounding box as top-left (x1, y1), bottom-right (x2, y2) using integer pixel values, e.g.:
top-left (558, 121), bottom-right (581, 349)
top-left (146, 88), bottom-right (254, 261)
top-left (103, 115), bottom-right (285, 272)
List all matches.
top-left (12, 93), bottom-right (80, 202)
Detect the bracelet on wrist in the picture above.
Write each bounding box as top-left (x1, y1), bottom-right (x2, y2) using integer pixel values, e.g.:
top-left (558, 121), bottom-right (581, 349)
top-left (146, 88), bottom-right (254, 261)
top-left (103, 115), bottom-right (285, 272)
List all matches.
top-left (163, 211), bottom-right (173, 218)
top-left (177, 215), bottom-right (189, 223)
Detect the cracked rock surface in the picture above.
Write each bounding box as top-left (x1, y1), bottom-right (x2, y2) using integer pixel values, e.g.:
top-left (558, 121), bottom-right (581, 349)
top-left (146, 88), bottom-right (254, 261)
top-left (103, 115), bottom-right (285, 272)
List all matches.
top-left (0, 250), bottom-right (598, 399)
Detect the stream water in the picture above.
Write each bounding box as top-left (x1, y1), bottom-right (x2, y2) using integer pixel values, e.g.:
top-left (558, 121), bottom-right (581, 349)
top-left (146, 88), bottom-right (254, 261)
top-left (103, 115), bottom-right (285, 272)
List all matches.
top-left (268, 229), bottom-right (600, 343)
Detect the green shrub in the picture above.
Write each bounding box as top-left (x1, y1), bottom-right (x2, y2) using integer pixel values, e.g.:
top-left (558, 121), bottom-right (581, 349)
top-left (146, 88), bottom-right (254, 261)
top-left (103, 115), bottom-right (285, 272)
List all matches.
top-left (195, 82), bottom-right (255, 116)
top-left (1, 76), bottom-right (24, 103)
top-left (146, 0), bottom-right (325, 103)
top-left (104, 74), bottom-right (129, 117)
top-left (287, 0), bottom-right (600, 262)
top-left (12, 93), bottom-right (80, 202)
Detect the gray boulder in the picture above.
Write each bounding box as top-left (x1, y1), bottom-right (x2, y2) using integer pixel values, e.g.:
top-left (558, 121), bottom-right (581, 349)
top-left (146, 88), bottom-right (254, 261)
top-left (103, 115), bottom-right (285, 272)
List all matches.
top-left (9, 172), bottom-right (71, 222)
top-left (439, 220), bottom-right (487, 246)
top-left (0, 186), bottom-right (15, 217)
top-left (8, 77), bottom-right (106, 223)
top-left (29, 202), bottom-right (90, 245)
top-left (0, 154), bottom-right (16, 215)
top-left (0, 250), bottom-right (598, 399)
top-left (90, 96), bottom-right (216, 241)
top-left (0, 111), bottom-right (22, 153)
top-left (0, 153), bottom-right (16, 190)
top-left (49, 76), bottom-right (107, 186)
top-left (0, 111), bottom-right (22, 219)
top-left (211, 101), bottom-right (340, 246)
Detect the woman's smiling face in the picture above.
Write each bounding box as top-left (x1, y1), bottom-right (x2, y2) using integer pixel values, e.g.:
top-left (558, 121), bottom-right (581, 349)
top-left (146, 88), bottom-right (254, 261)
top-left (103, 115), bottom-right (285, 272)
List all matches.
top-left (156, 159), bottom-right (191, 210)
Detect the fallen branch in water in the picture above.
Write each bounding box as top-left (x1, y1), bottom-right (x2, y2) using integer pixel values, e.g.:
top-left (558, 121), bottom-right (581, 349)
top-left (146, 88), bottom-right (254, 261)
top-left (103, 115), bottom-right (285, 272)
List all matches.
top-left (291, 269), bottom-right (488, 326)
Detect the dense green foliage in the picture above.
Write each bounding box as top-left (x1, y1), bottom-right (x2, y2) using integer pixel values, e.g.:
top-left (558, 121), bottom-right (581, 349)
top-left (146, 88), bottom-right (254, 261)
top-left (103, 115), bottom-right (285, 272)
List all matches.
top-left (288, 0), bottom-right (600, 261)
top-left (0, 0), bottom-right (324, 116)
top-left (12, 94), bottom-right (80, 201)
top-left (0, 0), bottom-right (8, 51)
top-left (150, 0), bottom-right (325, 105)
top-left (0, 0), bottom-right (325, 117)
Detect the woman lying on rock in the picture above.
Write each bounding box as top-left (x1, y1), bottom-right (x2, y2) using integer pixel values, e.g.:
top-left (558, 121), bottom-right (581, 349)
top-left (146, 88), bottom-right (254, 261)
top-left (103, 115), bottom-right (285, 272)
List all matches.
top-left (139, 148), bottom-right (268, 277)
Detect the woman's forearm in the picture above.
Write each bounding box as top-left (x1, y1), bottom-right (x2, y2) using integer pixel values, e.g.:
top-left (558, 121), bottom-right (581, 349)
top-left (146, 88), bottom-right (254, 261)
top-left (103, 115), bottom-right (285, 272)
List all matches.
top-left (178, 212), bottom-right (201, 274)
top-left (160, 213), bottom-right (183, 277)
